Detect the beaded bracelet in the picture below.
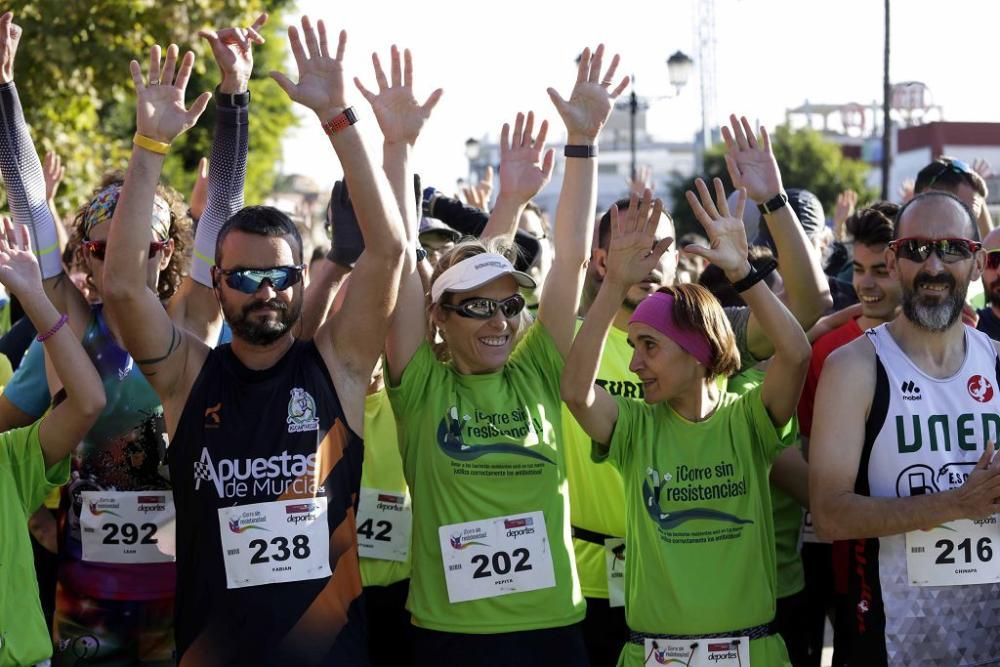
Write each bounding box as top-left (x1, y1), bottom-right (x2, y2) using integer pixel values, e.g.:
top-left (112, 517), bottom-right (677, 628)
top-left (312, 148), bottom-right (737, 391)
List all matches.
top-left (37, 313), bottom-right (69, 342)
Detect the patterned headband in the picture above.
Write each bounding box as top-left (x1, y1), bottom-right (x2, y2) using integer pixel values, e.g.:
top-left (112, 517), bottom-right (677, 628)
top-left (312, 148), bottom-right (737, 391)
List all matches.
top-left (82, 183), bottom-right (172, 241)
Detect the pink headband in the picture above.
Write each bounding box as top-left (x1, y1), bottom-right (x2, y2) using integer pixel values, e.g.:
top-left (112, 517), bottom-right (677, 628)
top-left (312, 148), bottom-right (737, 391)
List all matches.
top-left (629, 292), bottom-right (714, 368)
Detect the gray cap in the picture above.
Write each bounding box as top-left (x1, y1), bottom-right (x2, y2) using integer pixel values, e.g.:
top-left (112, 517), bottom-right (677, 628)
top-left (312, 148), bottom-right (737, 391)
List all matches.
top-left (418, 217), bottom-right (461, 244)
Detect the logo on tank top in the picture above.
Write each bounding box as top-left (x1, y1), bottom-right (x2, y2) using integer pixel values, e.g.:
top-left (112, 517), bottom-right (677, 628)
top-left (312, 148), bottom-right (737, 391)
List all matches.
top-left (287, 387), bottom-right (320, 433)
top-left (901, 380), bottom-right (922, 400)
top-left (967, 375), bottom-right (995, 403)
top-left (193, 447), bottom-right (318, 499)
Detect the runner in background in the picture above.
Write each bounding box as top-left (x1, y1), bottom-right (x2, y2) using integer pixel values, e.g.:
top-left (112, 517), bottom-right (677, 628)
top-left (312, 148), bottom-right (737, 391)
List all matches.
top-left (562, 184), bottom-right (810, 667)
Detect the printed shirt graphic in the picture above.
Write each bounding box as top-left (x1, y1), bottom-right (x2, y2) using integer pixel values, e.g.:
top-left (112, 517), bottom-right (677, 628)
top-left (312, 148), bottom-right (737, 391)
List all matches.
top-left (359, 389), bottom-right (410, 587)
top-left (170, 341), bottom-right (366, 666)
top-left (602, 387), bottom-right (793, 667)
top-left (387, 322), bottom-right (583, 633)
top-left (860, 324), bottom-right (1000, 665)
top-left (60, 305), bottom-right (173, 600)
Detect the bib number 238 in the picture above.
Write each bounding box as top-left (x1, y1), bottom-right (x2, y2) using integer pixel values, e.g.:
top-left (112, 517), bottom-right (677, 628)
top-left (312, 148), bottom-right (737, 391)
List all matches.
top-left (439, 511), bottom-right (555, 603)
top-left (218, 497), bottom-right (331, 589)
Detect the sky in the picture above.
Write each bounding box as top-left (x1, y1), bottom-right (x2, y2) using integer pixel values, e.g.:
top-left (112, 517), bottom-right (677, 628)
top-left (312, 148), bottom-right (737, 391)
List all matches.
top-left (278, 0), bottom-right (1000, 193)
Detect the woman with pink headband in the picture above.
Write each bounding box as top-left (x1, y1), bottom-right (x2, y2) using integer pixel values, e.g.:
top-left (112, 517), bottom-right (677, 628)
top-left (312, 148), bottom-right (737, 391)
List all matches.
top-left (562, 183), bottom-right (811, 667)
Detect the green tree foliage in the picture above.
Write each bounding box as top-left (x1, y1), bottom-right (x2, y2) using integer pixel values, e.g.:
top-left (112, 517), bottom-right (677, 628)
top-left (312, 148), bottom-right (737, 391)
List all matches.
top-left (4, 0), bottom-right (295, 217)
top-left (667, 126), bottom-right (877, 239)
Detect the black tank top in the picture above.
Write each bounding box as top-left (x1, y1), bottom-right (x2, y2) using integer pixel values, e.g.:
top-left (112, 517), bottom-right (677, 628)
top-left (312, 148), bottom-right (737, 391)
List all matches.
top-left (170, 340), bottom-right (366, 666)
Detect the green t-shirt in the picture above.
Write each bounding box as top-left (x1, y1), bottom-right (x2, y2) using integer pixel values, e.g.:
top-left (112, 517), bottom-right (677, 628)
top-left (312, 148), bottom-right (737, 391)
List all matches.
top-left (602, 387), bottom-right (792, 667)
top-left (728, 368), bottom-right (805, 599)
top-left (562, 323), bottom-right (630, 598)
top-left (360, 388), bottom-right (411, 588)
top-left (0, 421), bottom-right (70, 667)
top-left (387, 322), bottom-right (583, 633)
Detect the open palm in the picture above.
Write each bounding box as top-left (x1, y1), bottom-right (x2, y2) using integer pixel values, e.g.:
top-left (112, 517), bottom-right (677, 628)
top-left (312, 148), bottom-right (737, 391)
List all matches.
top-left (721, 114), bottom-right (782, 204)
top-left (684, 178), bottom-right (750, 275)
top-left (606, 191), bottom-right (672, 287)
top-left (271, 16), bottom-right (348, 121)
top-left (497, 111), bottom-right (554, 203)
top-left (130, 45), bottom-right (211, 144)
top-left (355, 46), bottom-right (442, 146)
top-left (548, 44), bottom-right (629, 141)
top-left (0, 217), bottom-right (41, 297)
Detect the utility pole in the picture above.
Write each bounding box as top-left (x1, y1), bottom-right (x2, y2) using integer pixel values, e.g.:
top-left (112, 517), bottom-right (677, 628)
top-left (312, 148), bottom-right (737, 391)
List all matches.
top-left (881, 0), bottom-right (892, 200)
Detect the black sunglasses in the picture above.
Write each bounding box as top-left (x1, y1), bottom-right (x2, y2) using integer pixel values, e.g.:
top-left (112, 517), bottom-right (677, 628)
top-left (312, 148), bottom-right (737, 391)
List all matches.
top-left (924, 158), bottom-right (974, 190)
top-left (441, 294), bottom-right (526, 320)
top-left (84, 239), bottom-right (167, 261)
top-left (218, 265), bottom-right (305, 294)
top-left (888, 237), bottom-right (981, 264)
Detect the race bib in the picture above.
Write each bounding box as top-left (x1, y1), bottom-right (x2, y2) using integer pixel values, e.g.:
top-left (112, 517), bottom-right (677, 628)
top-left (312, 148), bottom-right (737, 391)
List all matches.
top-left (906, 516), bottom-right (1000, 586)
top-left (218, 497), bottom-right (331, 589)
top-left (604, 537), bottom-right (625, 608)
top-left (80, 491), bottom-right (176, 564)
top-left (644, 637), bottom-right (749, 666)
top-left (800, 511), bottom-right (829, 544)
top-left (357, 487), bottom-right (412, 563)
top-left (439, 511), bottom-right (555, 603)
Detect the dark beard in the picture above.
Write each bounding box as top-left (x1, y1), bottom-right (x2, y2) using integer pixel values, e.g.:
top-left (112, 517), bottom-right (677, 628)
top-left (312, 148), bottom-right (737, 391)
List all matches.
top-left (988, 278), bottom-right (1000, 309)
top-left (901, 271), bottom-right (965, 332)
top-left (225, 297), bottom-right (301, 345)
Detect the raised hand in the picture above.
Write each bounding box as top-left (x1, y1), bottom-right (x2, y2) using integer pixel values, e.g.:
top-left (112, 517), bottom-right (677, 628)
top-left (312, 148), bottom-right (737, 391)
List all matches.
top-left (463, 165), bottom-right (493, 210)
top-left (973, 158), bottom-right (993, 180)
top-left (270, 16), bottom-right (348, 123)
top-left (354, 44), bottom-right (442, 146)
top-left (0, 12), bottom-right (20, 84)
top-left (0, 216), bottom-right (42, 298)
top-left (198, 12), bottom-right (267, 93)
top-left (684, 178), bottom-right (751, 279)
top-left (547, 44), bottom-right (629, 143)
top-left (605, 189), bottom-right (673, 289)
top-left (189, 157), bottom-right (209, 221)
top-left (721, 114), bottom-right (783, 205)
top-left (43, 151), bottom-right (65, 201)
top-left (129, 44), bottom-right (212, 144)
top-left (833, 189), bottom-right (857, 240)
top-left (627, 164), bottom-right (654, 196)
top-left (497, 111), bottom-right (555, 205)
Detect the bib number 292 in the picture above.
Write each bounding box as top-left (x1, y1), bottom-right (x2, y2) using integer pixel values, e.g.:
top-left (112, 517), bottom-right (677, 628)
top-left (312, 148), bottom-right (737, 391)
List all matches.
top-left (471, 548), bottom-right (532, 578)
top-left (102, 522), bottom-right (157, 546)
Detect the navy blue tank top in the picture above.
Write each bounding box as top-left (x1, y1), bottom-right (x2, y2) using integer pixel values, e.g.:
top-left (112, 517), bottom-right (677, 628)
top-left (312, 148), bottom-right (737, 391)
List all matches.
top-left (169, 340), bottom-right (366, 666)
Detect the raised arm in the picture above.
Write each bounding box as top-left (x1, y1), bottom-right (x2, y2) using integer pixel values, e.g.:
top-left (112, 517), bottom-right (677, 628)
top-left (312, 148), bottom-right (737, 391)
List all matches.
top-left (102, 44), bottom-right (212, 408)
top-left (540, 43), bottom-right (629, 356)
top-left (685, 178), bottom-right (811, 426)
top-left (480, 112), bottom-right (554, 241)
top-left (352, 43), bottom-right (440, 385)
top-left (562, 191), bottom-right (671, 447)
top-left (0, 13), bottom-right (83, 319)
top-left (810, 340), bottom-right (1000, 540)
top-left (168, 14), bottom-right (266, 345)
top-left (271, 18), bottom-right (406, 427)
top-left (0, 220), bottom-right (104, 468)
top-left (722, 115), bottom-right (831, 360)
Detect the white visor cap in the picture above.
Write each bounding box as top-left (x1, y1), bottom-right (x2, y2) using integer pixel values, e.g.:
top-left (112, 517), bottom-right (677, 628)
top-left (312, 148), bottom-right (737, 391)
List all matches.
top-left (430, 252), bottom-right (536, 304)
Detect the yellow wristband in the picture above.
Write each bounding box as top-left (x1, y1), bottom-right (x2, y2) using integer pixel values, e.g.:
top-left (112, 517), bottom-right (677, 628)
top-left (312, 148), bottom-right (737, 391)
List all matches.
top-left (133, 133), bottom-right (170, 155)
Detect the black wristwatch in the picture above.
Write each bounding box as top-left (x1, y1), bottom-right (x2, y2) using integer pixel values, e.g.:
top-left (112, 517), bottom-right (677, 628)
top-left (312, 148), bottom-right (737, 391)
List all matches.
top-left (416, 247), bottom-right (428, 263)
top-left (215, 87), bottom-right (251, 108)
top-left (731, 258), bottom-right (778, 293)
top-left (757, 192), bottom-right (788, 216)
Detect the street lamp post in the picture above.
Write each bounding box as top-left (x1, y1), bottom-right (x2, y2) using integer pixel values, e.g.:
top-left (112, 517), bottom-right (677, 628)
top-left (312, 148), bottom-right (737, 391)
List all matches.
top-left (620, 51), bottom-right (693, 181)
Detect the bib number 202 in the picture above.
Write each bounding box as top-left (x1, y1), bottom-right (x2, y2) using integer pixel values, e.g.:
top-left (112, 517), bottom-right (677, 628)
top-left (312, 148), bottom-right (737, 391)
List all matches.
top-left (935, 537), bottom-right (993, 564)
top-left (471, 548), bottom-right (532, 579)
top-left (102, 522), bottom-right (157, 546)
top-left (249, 535), bottom-right (311, 564)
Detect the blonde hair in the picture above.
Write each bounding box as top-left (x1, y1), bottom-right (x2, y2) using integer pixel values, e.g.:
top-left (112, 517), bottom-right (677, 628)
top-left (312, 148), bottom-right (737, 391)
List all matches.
top-left (428, 236), bottom-right (534, 362)
top-left (656, 284), bottom-right (741, 378)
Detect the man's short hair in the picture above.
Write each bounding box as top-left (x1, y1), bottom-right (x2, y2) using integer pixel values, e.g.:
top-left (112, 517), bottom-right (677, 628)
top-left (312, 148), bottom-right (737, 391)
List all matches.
top-left (597, 198), bottom-right (674, 250)
top-left (915, 157), bottom-right (987, 198)
top-left (216, 206), bottom-right (304, 266)
top-left (894, 190), bottom-right (979, 241)
top-left (845, 201), bottom-right (897, 247)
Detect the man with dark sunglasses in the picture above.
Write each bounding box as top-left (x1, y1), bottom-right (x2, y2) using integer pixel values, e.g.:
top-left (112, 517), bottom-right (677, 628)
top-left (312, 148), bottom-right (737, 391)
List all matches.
top-left (811, 190), bottom-right (1000, 666)
top-left (101, 17), bottom-right (406, 666)
top-left (915, 156), bottom-right (992, 238)
top-left (975, 227), bottom-right (1000, 341)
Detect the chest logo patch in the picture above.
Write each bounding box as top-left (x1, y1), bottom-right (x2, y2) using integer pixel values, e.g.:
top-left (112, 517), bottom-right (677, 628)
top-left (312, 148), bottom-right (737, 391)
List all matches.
top-left (287, 387), bottom-right (320, 433)
top-left (967, 375), bottom-right (994, 403)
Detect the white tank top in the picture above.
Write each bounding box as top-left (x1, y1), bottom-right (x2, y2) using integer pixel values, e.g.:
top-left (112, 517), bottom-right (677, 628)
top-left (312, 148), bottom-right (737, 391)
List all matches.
top-left (861, 323), bottom-right (1000, 665)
